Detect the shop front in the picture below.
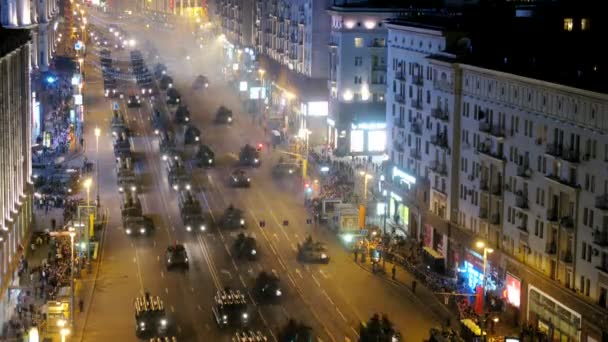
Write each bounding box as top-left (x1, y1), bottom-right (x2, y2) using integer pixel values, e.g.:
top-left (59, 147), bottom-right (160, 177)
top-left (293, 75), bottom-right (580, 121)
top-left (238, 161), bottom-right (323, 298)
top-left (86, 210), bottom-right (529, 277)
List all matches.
top-left (460, 249), bottom-right (501, 292)
top-left (527, 285), bottom-right (581, 342)
top-left (386, 165), bottom-right (417, 237)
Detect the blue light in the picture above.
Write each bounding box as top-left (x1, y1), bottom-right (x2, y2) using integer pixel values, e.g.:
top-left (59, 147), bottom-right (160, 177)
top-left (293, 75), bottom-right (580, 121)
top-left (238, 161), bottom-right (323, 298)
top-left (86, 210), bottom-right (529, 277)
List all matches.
top-left (46, 76), bottom-right (56, 84)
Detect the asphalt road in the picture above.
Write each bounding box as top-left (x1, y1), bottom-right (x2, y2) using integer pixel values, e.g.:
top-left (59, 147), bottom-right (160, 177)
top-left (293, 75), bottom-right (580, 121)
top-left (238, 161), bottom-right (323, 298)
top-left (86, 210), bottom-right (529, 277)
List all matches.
top-left (79, 7), bottom-right (441, 342)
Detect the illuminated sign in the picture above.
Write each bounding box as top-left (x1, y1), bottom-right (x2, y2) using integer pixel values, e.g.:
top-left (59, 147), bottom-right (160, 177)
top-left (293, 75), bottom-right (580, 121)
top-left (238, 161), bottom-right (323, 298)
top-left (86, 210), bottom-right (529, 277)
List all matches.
top-left (352, 122), bottom-right (386, 130)
top-left (326, 118), bottom-right (335, 127)
top-left (350, 130), bottom-right (364, 152)
top-left (249, 87), bottom-right (266, 99)
top-left (307, 101), bottom-right (328, 117)
top-left (392, 166), bottom-right (416, 185)
top-left (504, 273), bottom-right (521, 308)
top-left (73, 94), bottom-right (83, 105)
top-left (239, 81), bottom-right (248, 92)
top-left (390, 192), bottom-right (402, 202)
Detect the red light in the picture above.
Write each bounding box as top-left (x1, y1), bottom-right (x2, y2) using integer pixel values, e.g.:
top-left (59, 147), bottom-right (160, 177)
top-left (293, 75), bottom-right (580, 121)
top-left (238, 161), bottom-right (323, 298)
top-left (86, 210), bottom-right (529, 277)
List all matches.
top-left (304, 183), bottom-right (310, 188)
top-left (258, 143), bottom-right (263, 149)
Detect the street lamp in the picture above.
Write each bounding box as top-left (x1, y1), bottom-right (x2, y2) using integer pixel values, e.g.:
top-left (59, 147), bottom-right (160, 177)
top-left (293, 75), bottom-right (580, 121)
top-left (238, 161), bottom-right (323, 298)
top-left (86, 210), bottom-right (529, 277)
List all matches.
top-left (359, 171), bottom-right (373, 202)
top-left (476, 240), bottom-right (494, 340)
top-left (83, 178), bottom-right (92, 206)
top-left (60, 327), bottom-right (71, 342)
top-left (94, 128), bottom-right (100, 205)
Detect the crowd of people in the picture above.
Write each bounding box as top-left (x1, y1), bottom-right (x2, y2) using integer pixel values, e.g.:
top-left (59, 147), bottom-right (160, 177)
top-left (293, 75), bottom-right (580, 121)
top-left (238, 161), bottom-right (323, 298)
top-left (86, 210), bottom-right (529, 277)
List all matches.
top-left (3, 235), bottom-right (76, 340)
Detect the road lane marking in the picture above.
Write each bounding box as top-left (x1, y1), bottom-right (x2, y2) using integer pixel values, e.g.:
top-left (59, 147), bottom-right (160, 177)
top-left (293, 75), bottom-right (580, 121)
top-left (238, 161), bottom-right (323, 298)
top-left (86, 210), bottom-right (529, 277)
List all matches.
top-left (269, 243), bottom-right (277, 256)
top-left (197, 305), bottom-right (202, 311)
top-left (319, 269), bottom-right (330, 279)
top-left (295, 268), bottom-right (304, 279)
top-left (165, 287), bottom-right (168, 294)
top-left (277, 258), bottom-right (287, 271)
top-left (170, 305), bottom-right (175, 313)
top-left (239, 275), bottom-right (246, 287)
top-left (220, 269), bottom-right (232, 279)
top-left (290, 243), bottom-right (298, 252)
top-left (336, 307), bottom-right (347, 322)
top-left (287, 274), bottom-right (297, 287)
top-left (350, 327), bottom-right (360, 337)
top-left (231, 259), bottom-right (238, 271)
top-left (312, 274), bottom-right (321, 287)
top-left (160, 271), bottom-right (164, 279)
top-left (322, 290), bottom-right (335, 305)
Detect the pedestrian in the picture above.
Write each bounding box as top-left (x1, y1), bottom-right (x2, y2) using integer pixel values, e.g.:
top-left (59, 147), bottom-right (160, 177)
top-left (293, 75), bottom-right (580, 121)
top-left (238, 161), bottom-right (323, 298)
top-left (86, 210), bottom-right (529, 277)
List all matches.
top-left (412, 280), bottom-right (417, 294)
top-left (391, 265), bottom-right (396, 280)
top-left (354, 249), bottom-right (358, 263)
top-left (79, 298), bottom-right (84, 313)
top-left (51, 218), bottom-right (56, 231)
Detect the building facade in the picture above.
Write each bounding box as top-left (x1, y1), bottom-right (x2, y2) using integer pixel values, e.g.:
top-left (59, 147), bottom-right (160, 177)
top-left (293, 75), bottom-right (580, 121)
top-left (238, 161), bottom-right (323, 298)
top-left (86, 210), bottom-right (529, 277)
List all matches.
top-left (0, 26), bottom-right (34, 325)
top-left (326, 4), bottom-right (405, 157)
top-left (385, 14), bottom-right (608, 342)
top-left (216, 0), bottom-right (255, 48)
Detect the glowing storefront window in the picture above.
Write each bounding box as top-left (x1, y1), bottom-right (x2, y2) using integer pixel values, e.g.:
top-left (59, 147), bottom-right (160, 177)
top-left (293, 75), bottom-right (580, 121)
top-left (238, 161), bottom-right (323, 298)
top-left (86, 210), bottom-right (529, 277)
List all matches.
top-left (367, 130), bottom-right (386, 152)
top-left (350, 130), bottom-right (364, 152)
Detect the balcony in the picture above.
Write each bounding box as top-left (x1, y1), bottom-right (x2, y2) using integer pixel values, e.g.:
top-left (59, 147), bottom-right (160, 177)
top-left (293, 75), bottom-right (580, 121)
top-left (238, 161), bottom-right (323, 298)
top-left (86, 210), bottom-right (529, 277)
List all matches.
top-left (476, 143), bottom-right (504, 161)
top-left (479, 122), bottom-right (505, 138)
top-left (593, 230), bottom-right (608, 246)
top-left (393, 118), bottom-right (405, 129)
top-left (545, 172), bottom-right (579, 189)
top-left (491, 184), bottom-right (502, 196)
top-left (372, 63), bottom-right (387, 71)
top-left (490, 213), bottom-right (501, 225)
top-left (479, 208), bottom-right (488, 219)
top-left (328, 41), bottom-right (338, 48)
top-left (394, 94), bottom-right (406, 104)
top-left (479, 179), bottom-right (489, 192)
top-left (517, 165), bottom-right (532, 178)
top-left (393, 140), bottom-right (404, 152)
top-left (411, 149), bottom-right (422, 160)
top-left (546, 143), bottom-right (563, 158)
top-left (545, 242), bottom-right (557, 255)
top-left (560, 216), bottom-right (574, 230)
top-left (412, 75), bottom-right (423, 86)
top-left (515, 193), bottom-right (529, 209)
top-left (411, 121), bottom-right (422, 135)
top-left (546, 208), bottom-right (558, 222)
top-left (517, 223), bottom-right (529, 234)
top-left (562, 148), bottom-right (580, 163)
top-left (431, 108), bottom-right (449, 122)
top-left (560, 251), bottom-right (573, 264)
top-left (596, 195), bottom-right (608, 211)
top-left (429, 160), bottom-right (448, 176)
top-left (395, 71), bottom-right (405, 81)
top-left (411, 99), bottom-right (423, 110)
top-left (430, 134), bottom-right (449, 149)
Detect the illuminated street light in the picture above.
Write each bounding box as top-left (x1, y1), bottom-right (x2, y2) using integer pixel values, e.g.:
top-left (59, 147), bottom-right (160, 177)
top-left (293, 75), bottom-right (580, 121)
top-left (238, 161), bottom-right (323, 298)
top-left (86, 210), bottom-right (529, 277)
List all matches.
top-left (476, 240), bottom-right (494, 339)
top-left (359, 172), bottom-right (373, 202)
top-left (83, 178), bottom-right (92, 206)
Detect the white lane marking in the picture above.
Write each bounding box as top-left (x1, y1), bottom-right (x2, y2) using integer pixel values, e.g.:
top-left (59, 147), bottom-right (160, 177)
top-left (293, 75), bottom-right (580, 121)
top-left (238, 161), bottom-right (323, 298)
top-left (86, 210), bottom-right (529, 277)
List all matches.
top-left (231, 259), bottom-right (238, 271)
top-left (160, 271), bottom-right (164, 279)
top-left (165, 287), bottom-right (168, 294)
top-left (290, 243), bottom-right (298, 252)
top-left (220, 269), bottom-right (232, 279)
top-left (269, 243), bottom-right (278, 256)
top-left (322, 290), bottom-right (335, 305)
top-left (311, 274), bottom-right (321, 287)
top-left (336, 307), bottom-right (347, 322)
top-left (319, 269), bottom-right (330, 279)
top-left (170, 305), bottom-right (175, 313)
top-left (295, 268), bottom-right (304, 279)
top-left (197, 305), bottom-right (202, 311)
top-left (277, 258), bottom-right (287, 271)
top-left (287, 274), bottom-right (297, 287)
top-left (239, 275), bottom-right (246, 287)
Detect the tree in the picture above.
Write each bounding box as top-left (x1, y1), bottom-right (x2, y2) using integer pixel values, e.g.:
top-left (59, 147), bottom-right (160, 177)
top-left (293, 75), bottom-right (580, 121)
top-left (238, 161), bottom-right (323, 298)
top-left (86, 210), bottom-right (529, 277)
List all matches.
top-left (359, 313), bottom-right (401, 342)
top-left (279, 319), bottom-right (314, 342)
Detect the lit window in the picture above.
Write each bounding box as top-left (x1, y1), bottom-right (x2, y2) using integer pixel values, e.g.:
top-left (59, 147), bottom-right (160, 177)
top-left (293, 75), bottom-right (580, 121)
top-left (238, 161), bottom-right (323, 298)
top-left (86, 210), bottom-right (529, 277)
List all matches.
top-left (350, 130), bottom-right (364, 152)
top-left (563, 18), bottom-right (573, 32)
top-left (354, 37), bottom-right (364, 48)
top-left (581, 18), bottom-right (590, 31)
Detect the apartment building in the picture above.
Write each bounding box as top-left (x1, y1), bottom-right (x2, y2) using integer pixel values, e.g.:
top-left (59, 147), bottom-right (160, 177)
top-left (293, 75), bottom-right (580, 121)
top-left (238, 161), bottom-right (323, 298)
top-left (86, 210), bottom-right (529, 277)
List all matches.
top-left (216, 0), bottom-right (255, 48)
top-left (0, 25), bottom-right (34, 324)
top-left (2, 0), bottom-right (60, 70)
top-left (326, 2), bottom-right (413, 157)
top-left (385, 7), bottom-right (608, 341)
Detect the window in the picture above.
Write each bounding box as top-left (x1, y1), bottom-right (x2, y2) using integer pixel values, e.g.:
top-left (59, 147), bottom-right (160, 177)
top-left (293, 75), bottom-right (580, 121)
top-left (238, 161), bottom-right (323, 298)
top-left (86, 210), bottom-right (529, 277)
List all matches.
top-left (354, 76), bottom-right (363, 84)
top-left (582, 242), bottom-right (587, 259)
top-left (564, 18), bottom-right (574, 31)
top-left (354, 37), bottom-right (364, 48)
top-left (581, 18), bottom-right (590, 31)
top-left (354, 56), bottom-right (362, 66)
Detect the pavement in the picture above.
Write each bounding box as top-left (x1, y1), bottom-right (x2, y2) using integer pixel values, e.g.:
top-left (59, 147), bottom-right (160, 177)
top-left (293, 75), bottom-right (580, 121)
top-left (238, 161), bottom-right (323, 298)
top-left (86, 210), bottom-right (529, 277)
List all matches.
top-left (73, 6), bottom-right (449, 342)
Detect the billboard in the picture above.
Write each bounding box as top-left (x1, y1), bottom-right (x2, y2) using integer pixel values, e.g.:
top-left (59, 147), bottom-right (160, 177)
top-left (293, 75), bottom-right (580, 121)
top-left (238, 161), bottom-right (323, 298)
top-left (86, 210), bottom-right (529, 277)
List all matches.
top-left (504, 273), bottom-right (521, 308)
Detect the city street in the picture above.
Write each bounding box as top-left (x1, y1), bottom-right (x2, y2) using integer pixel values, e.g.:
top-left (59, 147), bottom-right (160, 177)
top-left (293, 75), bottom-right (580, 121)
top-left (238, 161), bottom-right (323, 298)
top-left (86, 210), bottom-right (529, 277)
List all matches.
top-left (77, 8), bottom-right (442, 342)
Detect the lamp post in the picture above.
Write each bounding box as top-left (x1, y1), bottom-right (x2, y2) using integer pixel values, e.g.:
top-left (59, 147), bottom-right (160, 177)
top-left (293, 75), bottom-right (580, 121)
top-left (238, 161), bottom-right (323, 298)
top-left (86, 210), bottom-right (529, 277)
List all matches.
top-left (476, 240), bottom-right (494, 340)
top-left (94, 127), bottom-right (100, 206)
top-left (83, 178), bottom-right (92, 206)
top-left (359, 171), bottom-right (373, 202)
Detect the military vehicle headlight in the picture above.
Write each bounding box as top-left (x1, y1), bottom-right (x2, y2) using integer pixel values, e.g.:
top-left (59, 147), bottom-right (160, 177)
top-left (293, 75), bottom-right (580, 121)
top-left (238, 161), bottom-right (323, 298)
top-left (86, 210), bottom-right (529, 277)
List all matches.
top-left (242, 313), bottom-right (248, 319)
top-left (208, 159), bottom-right (213, 164)
top-left (240, 219), bottom-right (245, 225)
top-left (321, 253), bottom-right (327, 259)
top-left (200, 225), bottom-right (206, 231)
top-left (126, 228), bottom-right (132, 235)
top-left (275, 289), bottom-right (282, 296)
top-left (160, 319), bottom-right (167, 326)
top-left (186, 226), bottom-right (192, 232)
top-left (140, 228), bottom-right (146, 234)
top-left (251, 249), bottom-right (257, 255)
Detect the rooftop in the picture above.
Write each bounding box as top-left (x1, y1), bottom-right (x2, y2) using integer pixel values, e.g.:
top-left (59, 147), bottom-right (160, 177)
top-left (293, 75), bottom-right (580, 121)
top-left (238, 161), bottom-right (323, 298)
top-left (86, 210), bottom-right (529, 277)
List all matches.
top-left (386, 5), bottom-right (608, 94)
top-left (329, 0), bottom-right (444, 12)
top-left (0, 26), bottom-right (31, 58)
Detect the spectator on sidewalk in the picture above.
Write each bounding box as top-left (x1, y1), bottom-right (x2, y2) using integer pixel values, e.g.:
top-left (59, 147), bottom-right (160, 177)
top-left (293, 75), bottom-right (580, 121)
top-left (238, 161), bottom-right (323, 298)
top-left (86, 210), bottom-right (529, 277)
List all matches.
top-left (412, 280), bottom-right (417, 294)
top-left (391, 265), bottom-right (396, 280)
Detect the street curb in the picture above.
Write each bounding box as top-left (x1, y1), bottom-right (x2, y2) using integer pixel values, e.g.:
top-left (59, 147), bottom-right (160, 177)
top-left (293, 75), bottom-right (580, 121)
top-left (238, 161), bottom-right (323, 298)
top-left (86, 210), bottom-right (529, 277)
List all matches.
top-left (75, 208), bottom-right (109, 341)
